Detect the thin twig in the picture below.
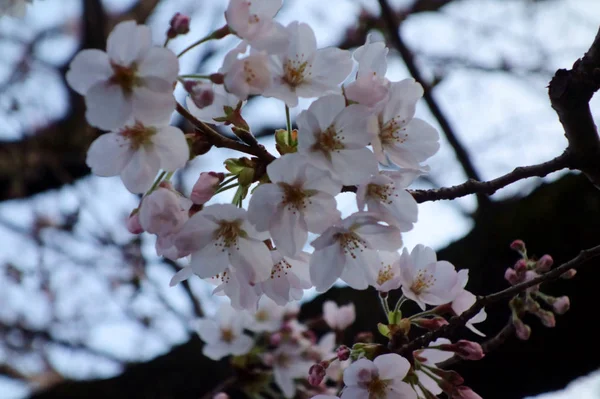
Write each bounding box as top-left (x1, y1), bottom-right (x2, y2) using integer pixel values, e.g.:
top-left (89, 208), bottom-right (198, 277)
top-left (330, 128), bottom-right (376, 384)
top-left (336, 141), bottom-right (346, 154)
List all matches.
top-left (400, 243), bottom-right (600, 355)
top-left (377, 0), bottom-right (488, 208)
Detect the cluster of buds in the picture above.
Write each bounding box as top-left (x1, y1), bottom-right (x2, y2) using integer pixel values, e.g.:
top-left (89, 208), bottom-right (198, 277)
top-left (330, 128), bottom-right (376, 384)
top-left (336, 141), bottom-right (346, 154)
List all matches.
top-left (506, 240), bottom-right (572, 340)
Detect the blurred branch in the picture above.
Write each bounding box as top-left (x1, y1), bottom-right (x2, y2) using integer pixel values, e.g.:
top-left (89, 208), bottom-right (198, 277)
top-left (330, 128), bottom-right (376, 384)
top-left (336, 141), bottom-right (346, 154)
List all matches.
top-left (377, 0), bottom-right (489, 209)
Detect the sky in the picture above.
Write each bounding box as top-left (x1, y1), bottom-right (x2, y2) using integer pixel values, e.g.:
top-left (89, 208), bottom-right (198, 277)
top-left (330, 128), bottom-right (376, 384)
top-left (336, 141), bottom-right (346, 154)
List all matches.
top-left (0, 0), bottom-right (599, 398)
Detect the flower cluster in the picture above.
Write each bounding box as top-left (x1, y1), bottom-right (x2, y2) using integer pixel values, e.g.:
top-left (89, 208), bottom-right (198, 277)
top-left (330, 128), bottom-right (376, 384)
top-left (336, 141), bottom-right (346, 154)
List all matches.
top-left (66, 2), bottom-right (494, 398)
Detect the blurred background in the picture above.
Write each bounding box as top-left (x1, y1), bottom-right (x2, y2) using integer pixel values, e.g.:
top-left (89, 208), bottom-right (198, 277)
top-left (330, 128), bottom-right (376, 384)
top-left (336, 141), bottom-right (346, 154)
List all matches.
top-left (1, 0), bottom-right (600, 398)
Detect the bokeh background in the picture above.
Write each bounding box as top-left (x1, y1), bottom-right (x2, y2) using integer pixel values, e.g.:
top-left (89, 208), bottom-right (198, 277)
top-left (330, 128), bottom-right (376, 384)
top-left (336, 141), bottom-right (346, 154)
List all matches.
top-left (1, 0), bottom-right (600, 398)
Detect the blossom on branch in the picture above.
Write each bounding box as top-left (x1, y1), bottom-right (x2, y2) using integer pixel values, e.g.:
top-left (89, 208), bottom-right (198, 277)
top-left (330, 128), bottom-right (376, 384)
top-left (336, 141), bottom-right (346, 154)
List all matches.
top-left (297, 95), bottom-right (378, 185)
top-left (67, 21), bottom-right (178, 130)
top-left (260, 251), bottom-right (312, 305)
top-left (85, 118), bottom-right (189, 194)
top-left (196, 303), bottom-right (253, 360)
top-left (263, 22), bottom-right (353, 107)
top-left (248, 153), bottom-right (342, 257)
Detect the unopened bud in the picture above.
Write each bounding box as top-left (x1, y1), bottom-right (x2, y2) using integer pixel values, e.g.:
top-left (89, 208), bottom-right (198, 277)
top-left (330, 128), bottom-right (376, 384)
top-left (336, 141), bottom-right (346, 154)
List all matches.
top-left (535, 255), bottom-right (553, 272)
top-left (167, 12), bottom-right (190, 38)
top-left (504, 268), bottom-right (520, 285)
top-left (413, 317), bottom-right (449, 330)
top-left (126, 211), bottom-right (143, 234)
top-left (439, 340), bottom-right (484, 361)
top-left (534, 309), bottom-right (556, 328)
top-left (552, 296), bottom-right (570, 315)
top-left (336, 345), bottom-right (351, 361)
top-left (210, 73), bottom-right (225, 84)
top-left (513, 318), bottom-right (531, 340)
top-left (514, 259), bottom-right (528, 274)
top-left (429, 368), bottom-right (464, 386)
top-left (191, 172), bottom-right (224, 205)
top-left (510, 239), bottom-right (526, 255)
top-left (561, 269), bottom-right (577, 279)
top-left (213, 393), bottom-right (229, 399)
top-left (183, 80), bottom-right (215, 109)
top-left (308, 363), bottom-right (327, 386)
top-left (158, 180), bottom-right (173, 190)
top-left (269, 332), bottom-right (282, 346)
top-left (452, 386), bottom-right (483, 399)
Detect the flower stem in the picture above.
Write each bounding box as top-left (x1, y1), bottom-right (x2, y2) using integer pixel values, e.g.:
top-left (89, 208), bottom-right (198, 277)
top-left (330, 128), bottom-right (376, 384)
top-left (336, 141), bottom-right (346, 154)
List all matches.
top-left (219, 175), bottom-right (239, 188)
top-left (215, 182), bottom-right (239, 194)
top-left (177, 25), bottom-right (230, 58)
top-left (285, 104), bottom-right (292, 135)
top-left (178, 74), bottom-right (212, 80)
top-left (379, 293), bottom-right (391, 317)
top-left (146, 171), bottom-right (166, 196)
top-left (393, 295), bottom-right (406, 314)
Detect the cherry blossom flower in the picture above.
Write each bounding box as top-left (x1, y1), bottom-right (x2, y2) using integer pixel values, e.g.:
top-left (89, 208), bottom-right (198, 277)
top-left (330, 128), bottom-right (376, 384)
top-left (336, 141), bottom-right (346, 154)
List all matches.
top-left (345, 35), bottom-right (390, 108)
top-left (369, 251), bottom-right (403, 293)
top-left (186, 84), bottom-right (241, 124)
top-left (356, 170), bottom-right (420, 231)
top-left (322, 301), bottom-right (355, 330)
top-left (211, 267), bottom-right (263, 311)
top-left (272, 344), bottom-right (313, 398)
top-left (371, 79), bottom-right (440, 170)
top-left (66, 21), bottom-right (178, 130)
top-left (1, 0), bottom-right (33, 17)
top-left (451, 289), bottom-right (487, 337)
top-left (173, 204), bottom-right (272, 283)
top-left (248, 153), bottom-right (342, 257)
top-left (263, 22), bottom-right (353, 107)
top-left (297, 95), bottom-right (378, 185)
top-left (398, 244), bottom-right (463, 310)
top-left (413, 338), bottom-right (455, 396)
top-left (342, 354), bottom-right (416, 399)
top-left (196, 303), bottom-right (253, 360)
top-left (85, 118), bottom-right (189, 194)
top-left (225, 0), bottom-right (288, 53)
top-left (310, 212), bottom-right (403, 292)
top-left (220, 43), bottom-right (271, 100)
top-left (260, 251), bottom-right (312, 306)
top-left (245, 297), bottom-right (285, 332)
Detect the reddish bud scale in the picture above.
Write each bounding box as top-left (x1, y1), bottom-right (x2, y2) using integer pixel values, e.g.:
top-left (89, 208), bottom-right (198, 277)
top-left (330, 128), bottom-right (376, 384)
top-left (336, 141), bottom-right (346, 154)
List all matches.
top-left (308, 363), bottom-right (327, 386)
top-left (413, 317), bottom-right (449, 330)
top-left (167, 12), bottom-right (191, 38)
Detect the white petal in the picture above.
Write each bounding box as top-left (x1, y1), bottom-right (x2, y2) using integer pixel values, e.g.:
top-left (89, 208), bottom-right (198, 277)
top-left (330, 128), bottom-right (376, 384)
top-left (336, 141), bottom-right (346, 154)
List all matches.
top-left (107, 21), bottom-right (152, 66)
top-left (152, 126), bottom-right (189, 171)
top-left (66, 50), bottom-right (112, 94)
top-left (411, 244), bottom-right (437, 270)
top-left (374, 353), bottom-right (410, 380)
top-left (229, 238), bottom-right (272, 283)
top-left (196, 319), bottom-right (220, 343)
top-left (382, 78), bottom-right (423, 124)
top-left (132, 86), bottom-right (175, 125)
top-left (230, 334), bottom-right (254, 355)
top-left (174, 213), bottom-right (219, 253)
top-left (270, 207), bottom-right (308, 258)
top-left (85, 81), bottom-right (132, 130)
top-left (120, 147), bottom-right (160, 193)
top-left (310, 47), bottom-right (353, 87)
top-left (303, 193), bottom-right (341, 234)
top-left (86, 132), bottom-right (132, 176)
top-left (169, 267), bottom-right (193, 286)
top-left (343, 358), bottom-right (377, 387)
top-left (310, 244), bottom-right (345, 292)
top-left (190, 241), bottom-right (230, 278)
top-left (137, 47), bottom-right (179, 82)
top-left (331, 149), bottom-right (379, 186)
top-left (308, 94), bottom-right (345, 132)
top-left (248, 184), bottom-right (284, 231)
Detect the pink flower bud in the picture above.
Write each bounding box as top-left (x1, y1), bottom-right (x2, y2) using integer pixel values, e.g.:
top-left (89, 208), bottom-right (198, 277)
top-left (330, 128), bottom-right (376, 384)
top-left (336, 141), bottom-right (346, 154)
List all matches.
top-left (413, 317), bottom-right (449, 330)
top-left (167, 12), bottom-right (190, 38)
top-left (504, 268), bottom-right (519, 285)
top-left (552, 296), bottom-right (570, 314)
top-left (126, 212), bottom-right (143, 234)
top-left (535, 254), bottom-right (553, 272)
top-left (513, 318), bottom-right (531, 340)
top-left (452, 386), bottom-right (483, 399)
top-left (561, 269), bottom-right (577, 279)
top-left (213, 393), bottom-right (229, 399)
top-left (535, 310), bottom-right (556, 328)
top-left (269, 332), bottom-right (282, 346)
top-left (514, 259), bottom-right (528, 274)
top-left (510, 239), bottom-right (526, 254)
top-left (184, 80), bottom-right (215, 109)
top-left (336, 345), bottom-right (351, 361)
top-left (308, 363), bottom-right (327, 386)
top-left (191, 172), bottom-right (224, 205)
top-left (452, 340), bottom-right (485, 360)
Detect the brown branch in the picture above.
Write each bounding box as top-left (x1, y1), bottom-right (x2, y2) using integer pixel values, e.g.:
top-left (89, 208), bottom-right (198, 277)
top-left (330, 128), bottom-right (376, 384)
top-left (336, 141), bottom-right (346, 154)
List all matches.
top-left (377, 0), bottom-right (488, 208)
top-left (549, 26), bottom-right (600, 189)
top-left (176, 102), bottom-right (276, 162)
top-left (400, 243), bottom-right (600, 355)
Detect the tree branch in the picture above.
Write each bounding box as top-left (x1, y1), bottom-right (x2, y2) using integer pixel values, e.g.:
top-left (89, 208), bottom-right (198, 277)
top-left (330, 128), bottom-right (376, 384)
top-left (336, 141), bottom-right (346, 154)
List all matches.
top-left (377, 0), bottom-right (488, 208)
top-left (400, 243), bottom-right (600, 355)
top-left (549, 26), bottom-right (600, 189)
